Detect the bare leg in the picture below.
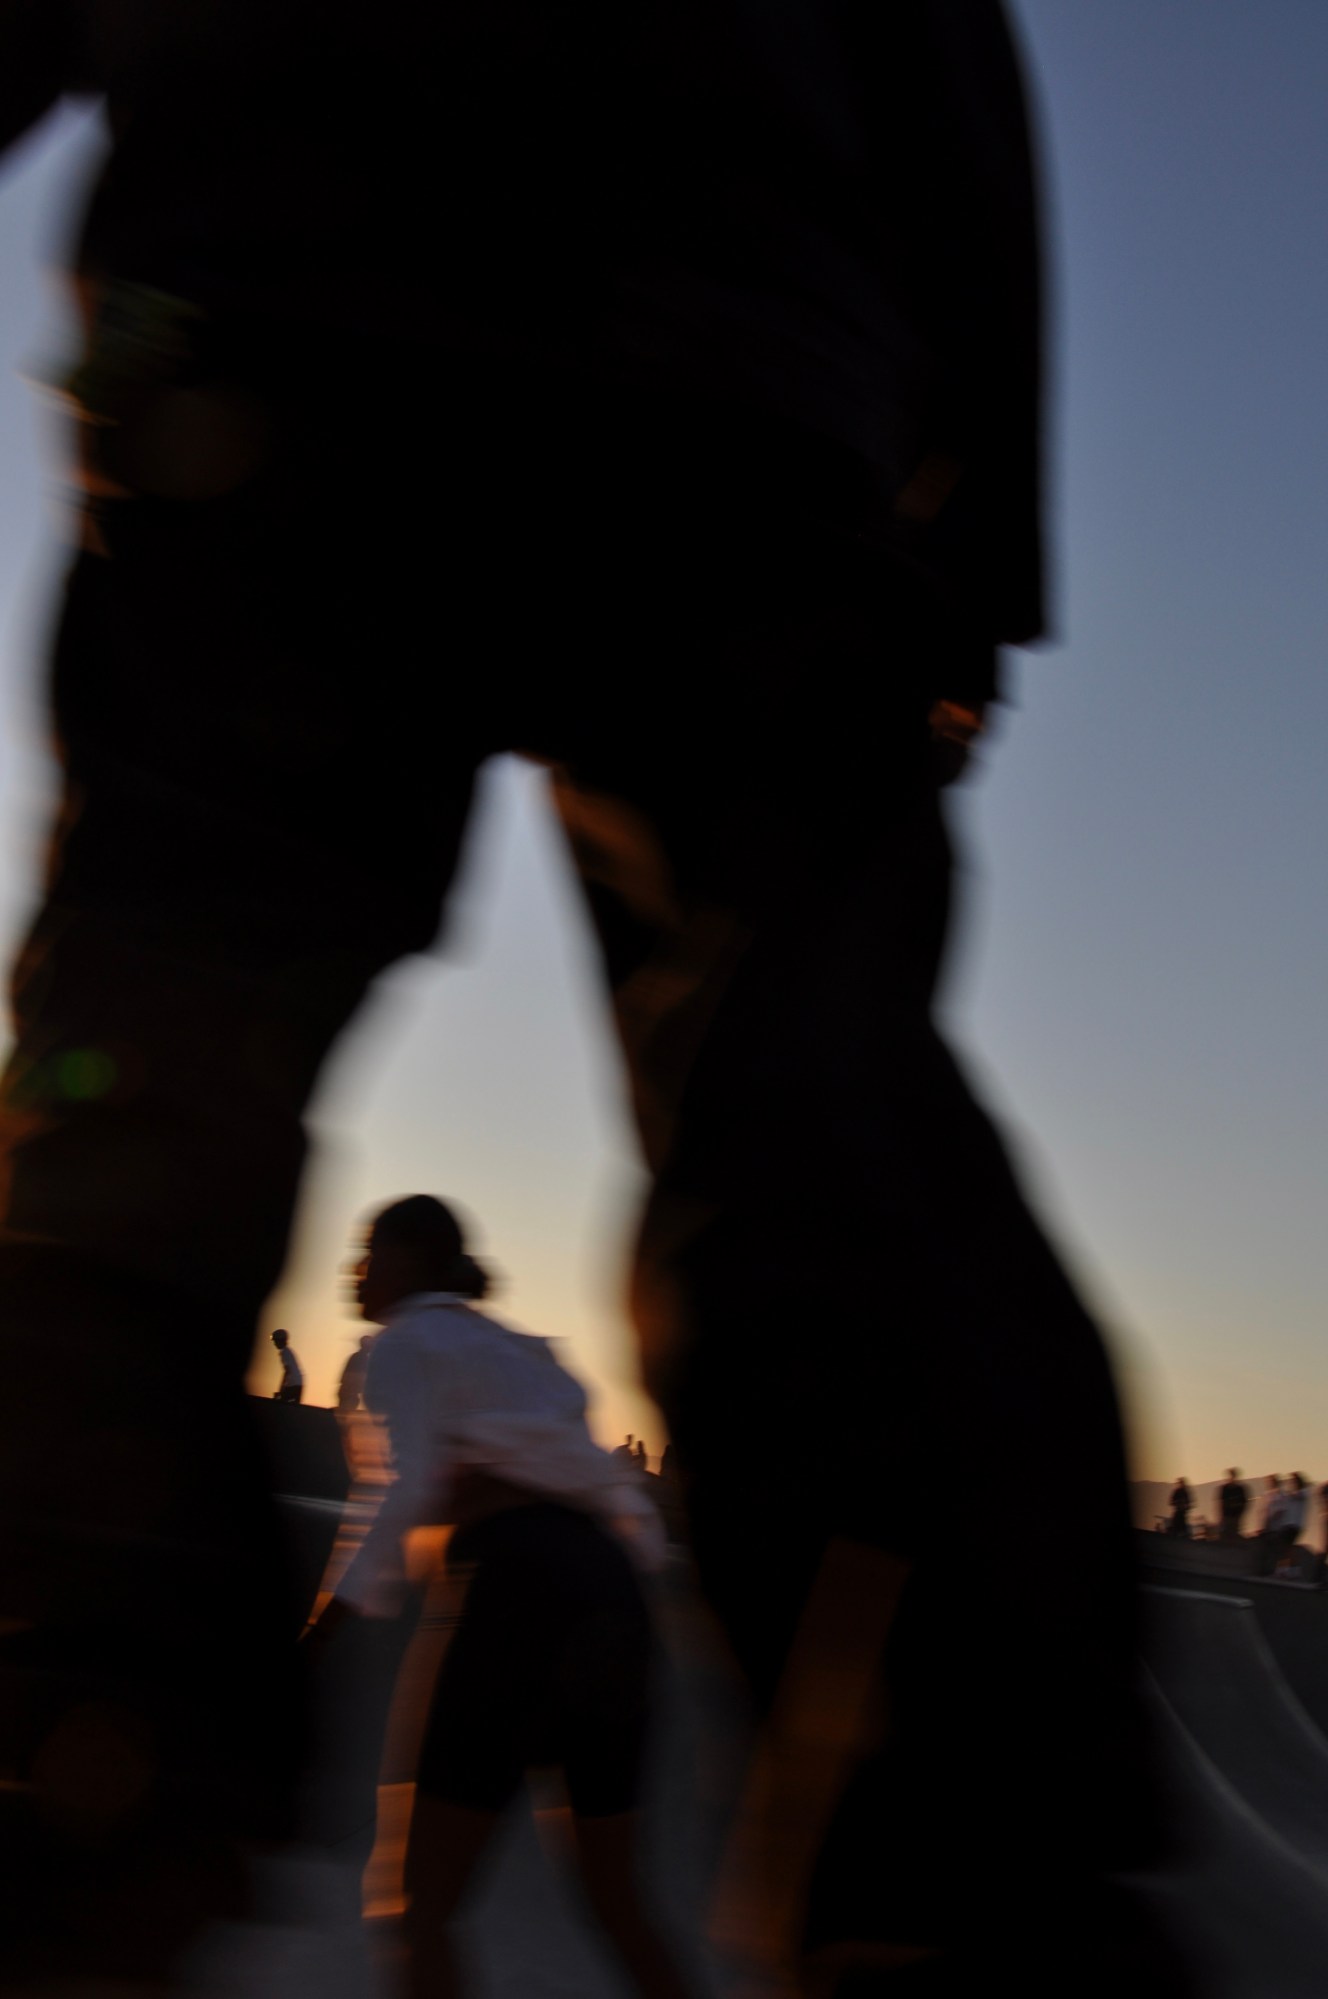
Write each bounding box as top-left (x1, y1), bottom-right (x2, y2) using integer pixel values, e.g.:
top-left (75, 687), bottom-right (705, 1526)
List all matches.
top-left (570, 1810), bottom-right (699, 1999)
top-left (401, 1794), bottom-right (504, 1999)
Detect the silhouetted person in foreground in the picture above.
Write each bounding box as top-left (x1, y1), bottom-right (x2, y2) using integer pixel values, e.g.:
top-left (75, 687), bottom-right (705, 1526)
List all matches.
top-left (310, 1195), bottom-right (693, 1999)
top-left (0, 5), bottom-right (1186, 1993)
top-left (1167, 1477), bottom-right (1192, 1539)
top-left (271, 1325), bottom-right (304, 1404)
top-left (1219, 1468), bottom-right (1248, 1543)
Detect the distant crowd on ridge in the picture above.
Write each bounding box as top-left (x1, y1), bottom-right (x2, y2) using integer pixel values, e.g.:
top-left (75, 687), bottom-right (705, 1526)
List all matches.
top-left (1164, 1469), bottom-right (1323, 1578)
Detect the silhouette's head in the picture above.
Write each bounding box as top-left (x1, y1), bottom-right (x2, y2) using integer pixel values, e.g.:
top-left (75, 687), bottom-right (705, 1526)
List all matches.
top-left (1228, 1468), bottom-right (1240, 1480)
top-left (351, 1195), bottom-right (490, 1323)
top-left (1267, 1474), bottom-right (1281, 1489)
top-left (271, 1328), bottom-right (288, 1350)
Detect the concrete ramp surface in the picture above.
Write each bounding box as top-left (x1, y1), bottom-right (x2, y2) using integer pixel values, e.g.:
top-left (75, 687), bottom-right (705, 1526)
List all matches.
top-left (1138, 1586), bottom-right (1328, 1996)
top-left (1143, 1586), bottom-right (1328, 1868)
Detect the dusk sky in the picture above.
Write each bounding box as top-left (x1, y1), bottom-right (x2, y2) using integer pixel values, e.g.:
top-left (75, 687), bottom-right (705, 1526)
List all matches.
top-left (0, 2), bottom-right (1324, 1478)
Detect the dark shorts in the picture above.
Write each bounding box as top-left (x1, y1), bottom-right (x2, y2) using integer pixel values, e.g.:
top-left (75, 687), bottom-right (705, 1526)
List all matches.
top-left (415, 1501), bottom-right (654, 1819)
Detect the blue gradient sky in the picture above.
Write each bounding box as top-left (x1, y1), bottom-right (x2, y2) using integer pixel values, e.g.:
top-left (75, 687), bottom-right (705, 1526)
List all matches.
top-left (1, 3), bottom-right (1325, 1474)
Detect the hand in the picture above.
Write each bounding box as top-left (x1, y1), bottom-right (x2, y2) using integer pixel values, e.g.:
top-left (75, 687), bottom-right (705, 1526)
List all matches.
top-left (928, 698), bottom-right (986, 785)
top-left (301, 1595), bottom-right (363, 1647)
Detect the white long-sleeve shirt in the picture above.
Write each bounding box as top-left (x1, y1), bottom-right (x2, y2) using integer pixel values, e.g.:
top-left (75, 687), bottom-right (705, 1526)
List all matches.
top-left (335, 1293), bottom-right (667, 1617)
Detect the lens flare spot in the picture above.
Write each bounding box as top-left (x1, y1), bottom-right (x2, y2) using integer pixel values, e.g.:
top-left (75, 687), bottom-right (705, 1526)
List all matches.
top-left (57, 1049), bottom-right (118, 1100)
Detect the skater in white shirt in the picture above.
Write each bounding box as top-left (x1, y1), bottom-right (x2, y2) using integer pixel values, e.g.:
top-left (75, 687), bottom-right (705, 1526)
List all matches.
top-left (312, 1195), bottom-right (690, 1999)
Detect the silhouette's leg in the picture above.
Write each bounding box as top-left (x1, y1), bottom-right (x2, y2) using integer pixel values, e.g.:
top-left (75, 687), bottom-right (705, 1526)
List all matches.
top-left (569, 1810), bottom-right (699, 1999)
top-left (402, 1795), bottom-right (506, 1999)
top-left (0, 467), bottom-right (484, 1986)
top-left (554, 516), bottom-right (1176, 1989)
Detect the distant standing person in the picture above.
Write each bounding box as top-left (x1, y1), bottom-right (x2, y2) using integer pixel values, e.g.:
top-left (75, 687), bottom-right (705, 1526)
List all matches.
top-left (1273, 1473), bottom-right (1308, 1577)
top-left (1219, 1468), bottom-right (1248, 1544)
top-left (1254, 1474), bottom-right (1285, 1575)
top-left (271, 1328), bottom-right (303, 1405)
top-left (1167, 1476), bottom-right (1193, 1539)
top-left (336, 1332), bottom-right (376, 1414)
top-left (634, 1439), bottom-right (648, 1473)
top-left (1255, 1473), bottom-right (1283, 1533)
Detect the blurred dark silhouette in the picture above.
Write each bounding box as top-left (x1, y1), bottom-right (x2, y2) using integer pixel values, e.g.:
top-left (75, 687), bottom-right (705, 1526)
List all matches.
top-left (0, 3), bottom-right (1185, 1992)
top-left (1219, 1467), bottom-right (1248, 1544)
top-left (1168, 1476), bottom-right (1193, 1539)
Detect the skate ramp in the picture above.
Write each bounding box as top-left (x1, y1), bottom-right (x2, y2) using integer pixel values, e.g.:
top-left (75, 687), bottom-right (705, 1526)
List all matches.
top-left (1143, 1585), bottom-right (1328, 1865)
top-left (1138, 1587), bottom-right (1328, 1997)
top-left (249, 1397), bottom-right (355, 1624)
